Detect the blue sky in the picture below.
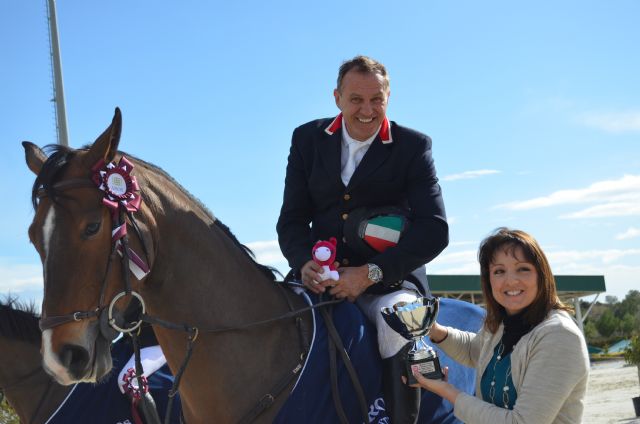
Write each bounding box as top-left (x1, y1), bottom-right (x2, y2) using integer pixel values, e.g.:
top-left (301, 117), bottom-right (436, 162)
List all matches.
top-left (1, 1), bottom-right (638, 306)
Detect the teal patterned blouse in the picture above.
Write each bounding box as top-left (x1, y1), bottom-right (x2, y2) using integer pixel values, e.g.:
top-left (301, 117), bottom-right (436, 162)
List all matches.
top-left (480, 342), bottom-right (517, 409)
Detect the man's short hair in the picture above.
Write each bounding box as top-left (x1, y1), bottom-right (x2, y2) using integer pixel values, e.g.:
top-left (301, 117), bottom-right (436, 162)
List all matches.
top-left (337, 55), bottom-right (390, 92)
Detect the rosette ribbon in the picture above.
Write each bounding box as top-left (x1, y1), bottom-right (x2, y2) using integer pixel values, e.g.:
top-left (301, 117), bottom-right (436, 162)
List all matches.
top-left (122, 367), bottom-right (150, 400)
top-left (92, 157), bottom-right (150, 280)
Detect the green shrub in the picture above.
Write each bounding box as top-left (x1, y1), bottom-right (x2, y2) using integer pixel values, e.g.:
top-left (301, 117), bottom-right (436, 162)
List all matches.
top-left (625, 335), bottom-right (640, 367)
top-left (0, 397), bottom-right (19, 424)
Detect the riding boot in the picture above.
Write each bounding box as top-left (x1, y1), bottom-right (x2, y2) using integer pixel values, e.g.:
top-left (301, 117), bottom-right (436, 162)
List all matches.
top-left (382, 343), bottom-right (420, 424)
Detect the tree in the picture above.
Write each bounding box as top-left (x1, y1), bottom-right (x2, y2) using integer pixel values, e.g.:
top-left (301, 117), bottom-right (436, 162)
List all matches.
top-left (583, 320), bottom-right (599, 341)
top-left (596, 309), bottom-right (619, 338)
top-left (624, 336), bottom-right (640, 393)
top-left (0, 398), bottom-right (19, 424)
top-left (620, 313), bottom-right (638, 338)
top-left (617, 290), bottom-right (640, 319)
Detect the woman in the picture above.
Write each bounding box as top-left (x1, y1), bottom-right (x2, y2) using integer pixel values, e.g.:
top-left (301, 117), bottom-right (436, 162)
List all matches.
top-left (410, 228), bottom-right (589, 423)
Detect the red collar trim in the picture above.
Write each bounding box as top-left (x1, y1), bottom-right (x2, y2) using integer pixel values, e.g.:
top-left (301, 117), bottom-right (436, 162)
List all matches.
top-left (324, 114), bottom-right (343, 135)
top-left (379, 116), bottom-right (392, 144)
top-left (324, 113), bottom-right (393, 144)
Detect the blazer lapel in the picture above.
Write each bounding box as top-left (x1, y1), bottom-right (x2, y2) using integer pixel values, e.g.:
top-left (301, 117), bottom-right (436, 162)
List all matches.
top-left (347, 135), bottom-right (391, 190)
top-left (318, 128), bottom-right (343, 186)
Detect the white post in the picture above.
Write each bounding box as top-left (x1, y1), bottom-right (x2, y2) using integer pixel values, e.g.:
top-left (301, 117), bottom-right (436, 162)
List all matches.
top-left (47, 0), bottom-right (69, 146)
top-left (574, 297), bottom-right (584, 334)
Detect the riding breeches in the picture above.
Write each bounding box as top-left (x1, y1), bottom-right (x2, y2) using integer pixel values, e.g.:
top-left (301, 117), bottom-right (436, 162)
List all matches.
top-left (357, 282), bottom-right (423, 359)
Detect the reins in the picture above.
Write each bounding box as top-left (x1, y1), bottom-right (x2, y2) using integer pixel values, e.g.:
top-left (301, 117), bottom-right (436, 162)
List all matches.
top-left (36, 174), bottom-right (369, 424)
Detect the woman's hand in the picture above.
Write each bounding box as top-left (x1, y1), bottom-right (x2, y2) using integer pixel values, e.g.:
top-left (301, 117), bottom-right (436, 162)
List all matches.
top-left (429, 322), bottom-right (448, 344)
top-left (402, 367), bottom-right (461, 405)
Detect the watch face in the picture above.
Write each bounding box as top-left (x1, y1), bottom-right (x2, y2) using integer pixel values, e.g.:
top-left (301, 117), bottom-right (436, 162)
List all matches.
top-left (368, 264), bottom-right (382, 282)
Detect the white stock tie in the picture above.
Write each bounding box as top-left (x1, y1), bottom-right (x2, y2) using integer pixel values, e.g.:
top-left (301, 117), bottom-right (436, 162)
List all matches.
top-left (341, 141), bottom-right (369, 186)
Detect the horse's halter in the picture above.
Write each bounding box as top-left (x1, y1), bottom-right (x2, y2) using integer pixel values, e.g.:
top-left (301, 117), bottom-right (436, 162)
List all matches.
top-left (36, 157), bottom-right (150, 340)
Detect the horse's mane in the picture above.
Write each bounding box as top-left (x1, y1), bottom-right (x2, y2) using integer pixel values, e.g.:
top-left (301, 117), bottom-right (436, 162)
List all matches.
top-left (0, 297), bottom-right (41, 345)
top-left (31, 144), bottom-right (279, 281)
top-left (130, 154), bottom-right (279, 281)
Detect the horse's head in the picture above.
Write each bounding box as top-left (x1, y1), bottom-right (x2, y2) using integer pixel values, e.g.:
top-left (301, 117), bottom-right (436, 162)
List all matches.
top-left (23, 108), bottom-right (147, 385)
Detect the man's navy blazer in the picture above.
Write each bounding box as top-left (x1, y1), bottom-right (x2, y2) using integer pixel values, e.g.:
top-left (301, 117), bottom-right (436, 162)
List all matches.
top-left (277, 115), bottom-right (448, 294)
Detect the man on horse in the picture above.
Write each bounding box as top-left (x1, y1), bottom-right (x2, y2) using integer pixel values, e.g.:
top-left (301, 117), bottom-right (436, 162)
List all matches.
top-left (277, 55), bottom-right (448, 424)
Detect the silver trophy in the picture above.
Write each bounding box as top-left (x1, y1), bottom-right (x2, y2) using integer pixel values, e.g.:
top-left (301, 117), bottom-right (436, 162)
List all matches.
top-left (381, 296), bottom-right (444, 384)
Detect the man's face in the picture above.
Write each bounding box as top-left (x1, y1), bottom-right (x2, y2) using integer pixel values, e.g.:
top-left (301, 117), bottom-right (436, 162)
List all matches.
top-left (334, 70), bottom-right (389, 141)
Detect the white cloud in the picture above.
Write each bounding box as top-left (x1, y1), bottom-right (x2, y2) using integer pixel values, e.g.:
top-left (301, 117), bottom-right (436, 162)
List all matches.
top-left (560, 201), bottom-right (640, 219)
top-left (616, 227), bottom-right (640, 240)
top-left (496, 175), bottom-right (640, 218)
top-left (429, 249), bottom-right (477, 268)
top-left (0, 262), bottom-right (42, 291)
top-left (579, 110), bottom-right (640, 133)
top-left (442, 169), bottom-right (500, 182)
top-left (429, 262), bottom-right (479, 275)
top-left (448, 240), bottom-right (477, 248)
top-left (537, 248), bottom-right (640, 299)
top-left (546, 248), bottom-right (640, 265)
top-left (246, 240), bottom-right (288, 273)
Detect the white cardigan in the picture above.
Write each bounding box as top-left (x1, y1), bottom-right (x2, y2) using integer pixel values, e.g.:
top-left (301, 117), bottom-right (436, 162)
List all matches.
top-left (438, 310), bottom-right (590, 423)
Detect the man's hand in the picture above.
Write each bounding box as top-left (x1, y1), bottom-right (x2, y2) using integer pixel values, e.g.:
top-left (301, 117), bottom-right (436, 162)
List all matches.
top-left (322, 265), bottom-right (374, 302)
top-left (300, 259), bottom-right (340, 294)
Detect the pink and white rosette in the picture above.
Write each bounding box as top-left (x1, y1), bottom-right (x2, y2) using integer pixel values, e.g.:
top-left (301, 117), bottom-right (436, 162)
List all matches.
top-left (122, 367), bottom-right (149, 400)
top-left (92, 157), bottom-right (150, 280)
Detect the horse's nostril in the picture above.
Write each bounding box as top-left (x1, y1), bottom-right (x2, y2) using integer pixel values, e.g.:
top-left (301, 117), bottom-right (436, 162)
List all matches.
top-left (60, 344), bottom-right (90, 378)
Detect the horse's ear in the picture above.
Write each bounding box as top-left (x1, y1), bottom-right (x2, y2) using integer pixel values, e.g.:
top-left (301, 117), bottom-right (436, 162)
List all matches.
top-left (83, 107), bottom-right (122, 168)
top-left (22, 141), bottom-right (47, 175)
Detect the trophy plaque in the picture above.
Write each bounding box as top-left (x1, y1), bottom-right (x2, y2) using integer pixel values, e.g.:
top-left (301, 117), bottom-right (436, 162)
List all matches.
top-left (381, 296), bottom-right (444, 384)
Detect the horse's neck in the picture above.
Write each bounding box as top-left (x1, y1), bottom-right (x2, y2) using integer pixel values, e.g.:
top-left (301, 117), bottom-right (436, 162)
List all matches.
top-left (0, 339), bottom-right (70, 424)
top-left (6, 374), bottom-right (70, 424)
top-left (140, 171), bottom-right (300, 318)
top-left (137, 170), bottom-right (311, 422)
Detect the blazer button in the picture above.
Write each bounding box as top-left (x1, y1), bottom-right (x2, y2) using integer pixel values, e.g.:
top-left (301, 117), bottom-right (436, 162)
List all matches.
top-left (342, 258), bottom-right (350, 266)
top-left (343, 194), bottom-right (351, 201)
top-left (342, 213), bottom-right (349, 220)
top-left (342, 236), bottom-right (347, 243)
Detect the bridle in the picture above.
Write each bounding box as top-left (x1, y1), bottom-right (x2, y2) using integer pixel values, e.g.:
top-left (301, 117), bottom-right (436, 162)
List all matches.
top-left (0, 366), bottom-right (54, 424)
top-left (37, 177), bottom-right (149, 340)
top-left (33, 159), bottom-right (367, 424)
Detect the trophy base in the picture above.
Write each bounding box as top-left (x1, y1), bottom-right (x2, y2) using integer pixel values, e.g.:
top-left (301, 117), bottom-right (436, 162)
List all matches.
top-left (406, 356), bottom-right (444, 384)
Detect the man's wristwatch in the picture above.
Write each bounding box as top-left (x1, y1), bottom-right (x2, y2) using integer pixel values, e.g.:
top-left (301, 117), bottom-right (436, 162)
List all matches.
top-left (367, 263), bottom-right (383, 284)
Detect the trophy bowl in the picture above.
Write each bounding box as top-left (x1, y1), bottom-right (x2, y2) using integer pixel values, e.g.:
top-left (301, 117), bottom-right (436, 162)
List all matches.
top-left (381, 296), bottom-right (444, 383)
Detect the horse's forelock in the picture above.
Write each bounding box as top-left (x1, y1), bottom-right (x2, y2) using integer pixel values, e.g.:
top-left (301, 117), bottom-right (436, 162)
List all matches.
top-left (0, 297), bottom-right (41, 345)
top-left (30, 144), bottom-right (78, 210)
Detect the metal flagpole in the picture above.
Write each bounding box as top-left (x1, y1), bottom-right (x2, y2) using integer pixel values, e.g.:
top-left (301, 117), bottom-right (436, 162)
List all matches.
top-left (46, 0), bottom-right (69, 146)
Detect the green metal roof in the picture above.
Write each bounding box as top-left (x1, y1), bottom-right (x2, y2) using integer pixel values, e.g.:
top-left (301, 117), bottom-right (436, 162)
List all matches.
top-left (428, 275), bottom-right (606, 302)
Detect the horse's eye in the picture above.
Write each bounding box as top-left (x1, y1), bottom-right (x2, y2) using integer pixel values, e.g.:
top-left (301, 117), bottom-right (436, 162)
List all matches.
top-left (85, 222), bottom-right (101, 236)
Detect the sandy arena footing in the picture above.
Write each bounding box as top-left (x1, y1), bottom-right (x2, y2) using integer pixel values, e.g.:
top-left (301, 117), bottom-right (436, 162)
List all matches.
top-left (584, 359), bottom-right (640, 423)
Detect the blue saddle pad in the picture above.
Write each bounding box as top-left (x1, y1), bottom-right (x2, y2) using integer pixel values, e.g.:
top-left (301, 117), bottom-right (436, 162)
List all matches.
top-left (44, 338), bottom-right (181, 424)
top-left (274, 296), bottom-right (485, 424)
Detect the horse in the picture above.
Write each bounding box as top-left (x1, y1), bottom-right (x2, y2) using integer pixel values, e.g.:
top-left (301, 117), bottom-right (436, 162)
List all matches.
top-left (22, 108), bottom-right (485, 423)
top-left (0, 297), bottom-right (180, 424)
